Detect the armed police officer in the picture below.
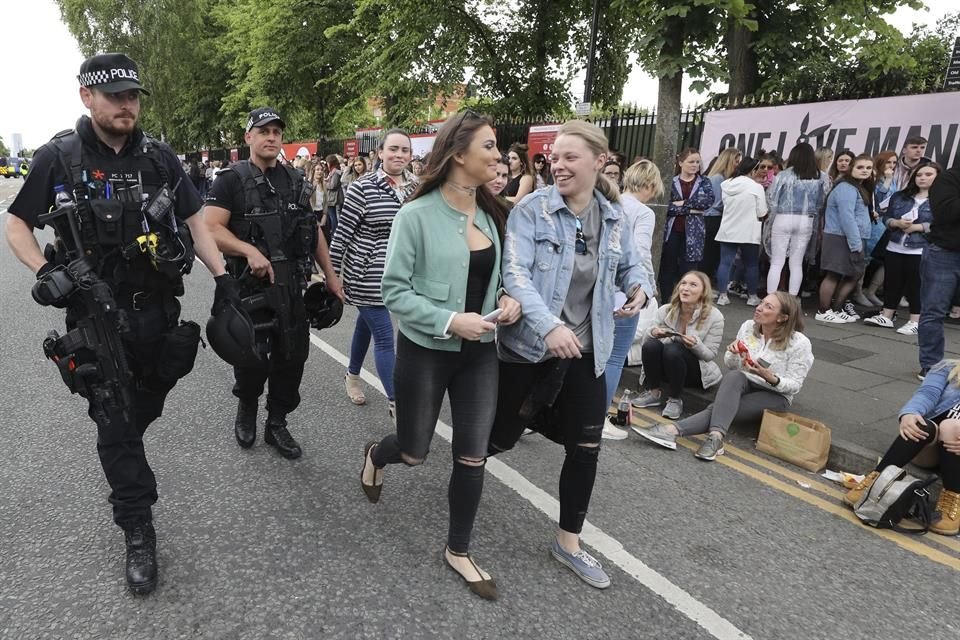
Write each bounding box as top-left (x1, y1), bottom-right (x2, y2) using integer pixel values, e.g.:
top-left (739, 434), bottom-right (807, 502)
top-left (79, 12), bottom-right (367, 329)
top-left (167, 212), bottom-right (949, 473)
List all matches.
top-left (205, 108), bottom-right (343, 459)
top-left (5, 53), bottom-right (237, 595)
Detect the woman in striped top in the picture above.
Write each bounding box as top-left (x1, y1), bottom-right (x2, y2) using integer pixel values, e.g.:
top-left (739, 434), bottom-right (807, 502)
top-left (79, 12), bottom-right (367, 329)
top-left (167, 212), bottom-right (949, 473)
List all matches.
top-left (329, 130), bottom-right (418, 416)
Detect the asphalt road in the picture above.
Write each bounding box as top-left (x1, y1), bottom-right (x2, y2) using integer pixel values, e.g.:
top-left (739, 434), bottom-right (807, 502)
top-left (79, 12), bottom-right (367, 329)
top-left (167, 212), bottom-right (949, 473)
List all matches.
top-left (1, 177), bottom-right (959, 640)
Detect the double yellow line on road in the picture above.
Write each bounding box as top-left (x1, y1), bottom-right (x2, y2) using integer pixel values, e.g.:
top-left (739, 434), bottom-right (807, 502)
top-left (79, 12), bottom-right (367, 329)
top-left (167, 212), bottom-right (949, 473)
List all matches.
top-left (629, 407), bottom-right (960, 572)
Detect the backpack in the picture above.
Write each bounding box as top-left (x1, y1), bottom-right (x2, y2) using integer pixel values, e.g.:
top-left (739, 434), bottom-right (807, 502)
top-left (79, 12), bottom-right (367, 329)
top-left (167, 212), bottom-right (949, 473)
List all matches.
top-left (853, 465), bottom-right (937, 533)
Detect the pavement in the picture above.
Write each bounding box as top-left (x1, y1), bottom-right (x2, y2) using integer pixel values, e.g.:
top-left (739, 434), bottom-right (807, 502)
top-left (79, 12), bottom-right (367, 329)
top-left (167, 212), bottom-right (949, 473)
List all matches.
top-left (617, 291), bottom-right (960, 474)
top-left (3, 177), bottom-right (960, 639)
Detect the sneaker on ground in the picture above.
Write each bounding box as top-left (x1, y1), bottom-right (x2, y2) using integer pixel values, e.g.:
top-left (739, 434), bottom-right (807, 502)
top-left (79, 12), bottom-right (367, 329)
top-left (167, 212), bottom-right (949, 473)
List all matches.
top-left (694, 433), bottom-right (725, 461)
top-left (863, 314), bottom-right (894, 328)
top-left (716, 293), bottom-right (730, 306)
top-left (631, 423), bottom-right (677, 450)
top-left (631, 389), bottom-right (663, 408)
top-left (601, 417), bottom-right (629, 440)
top-left (815, 310), bottom-right (847, 324)
top-left (835, 310), bottom-right (858, 323)
top-left (550, 538), bottom-right (611, 589)
top-left (746, 294), bottom-right (762, 306)
top-left (896, 320), bottom-right (919, 335)
top-left (841, 302), bottom-right (861, 320)
top-left (917, 368), bottom-right (929, 381)
top-left (662, 397), bottom-right (683, 420)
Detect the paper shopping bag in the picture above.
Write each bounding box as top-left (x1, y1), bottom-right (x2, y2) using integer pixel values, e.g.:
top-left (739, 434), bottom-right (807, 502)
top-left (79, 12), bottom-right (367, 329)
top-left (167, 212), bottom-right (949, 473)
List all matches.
top-left (756, 410), bottom-right (831, 472)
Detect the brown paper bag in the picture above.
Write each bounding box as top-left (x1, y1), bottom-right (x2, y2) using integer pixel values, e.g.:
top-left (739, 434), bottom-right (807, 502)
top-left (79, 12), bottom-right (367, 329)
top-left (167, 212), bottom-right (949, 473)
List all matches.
top-left (756, 410), bottom-right (832, 472)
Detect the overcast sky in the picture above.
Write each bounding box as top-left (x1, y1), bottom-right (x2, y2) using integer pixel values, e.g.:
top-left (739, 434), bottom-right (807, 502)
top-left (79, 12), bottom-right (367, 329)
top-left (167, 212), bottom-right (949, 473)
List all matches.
top-left (2, 0), bottom-right (956, 151)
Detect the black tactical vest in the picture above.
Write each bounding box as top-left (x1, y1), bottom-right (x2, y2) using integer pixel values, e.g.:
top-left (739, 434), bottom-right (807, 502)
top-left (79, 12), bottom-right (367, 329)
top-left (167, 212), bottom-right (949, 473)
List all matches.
top-left (50, 130), bottom-right (194, 295)
top-left (224, 161), bottom-right (316, 289)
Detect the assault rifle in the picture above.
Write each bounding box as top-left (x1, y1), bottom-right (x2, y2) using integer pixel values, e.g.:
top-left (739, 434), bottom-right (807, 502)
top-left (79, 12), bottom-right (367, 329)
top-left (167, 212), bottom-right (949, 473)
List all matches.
top-left (36, 199), bottom-right (133, 424)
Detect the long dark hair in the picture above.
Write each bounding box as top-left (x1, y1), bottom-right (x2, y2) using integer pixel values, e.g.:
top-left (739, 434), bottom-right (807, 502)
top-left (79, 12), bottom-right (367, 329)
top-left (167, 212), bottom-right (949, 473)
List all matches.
top-left (829, 148), bottom-right (855, 182)
top-left (509, 143), bottom-right (532, 178)
top-left (786, 143), bottom-right (819, 180)
top-left (408, 111), bottom-right (508, 239)
top-left (832, 153), bottom-right (875, 209)
top-left (900, 160), bottom-right (943, 198)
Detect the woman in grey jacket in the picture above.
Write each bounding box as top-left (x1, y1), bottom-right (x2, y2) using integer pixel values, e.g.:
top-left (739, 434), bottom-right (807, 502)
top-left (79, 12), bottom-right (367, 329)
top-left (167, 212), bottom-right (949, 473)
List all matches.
top-left (632, 270), bottom-right (724, 420)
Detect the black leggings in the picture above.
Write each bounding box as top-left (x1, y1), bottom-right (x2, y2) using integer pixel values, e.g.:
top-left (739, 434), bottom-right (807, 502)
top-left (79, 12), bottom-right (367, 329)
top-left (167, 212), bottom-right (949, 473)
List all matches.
top-left (877, 421), bottom-right (960, 492)
top-left (371, 333), bottom-right (498, 553)
top-left (881, 251), bottom-right (921, 315)
top-left (489, 355), bottom-right (605, 534)
top-left (641, 339), bottom-right (703, 398)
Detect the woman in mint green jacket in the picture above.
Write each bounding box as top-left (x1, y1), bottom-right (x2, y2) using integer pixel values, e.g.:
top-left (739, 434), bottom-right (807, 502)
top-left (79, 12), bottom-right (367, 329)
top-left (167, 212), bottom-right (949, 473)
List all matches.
top-left (359, 111), bottom-right (520, 600)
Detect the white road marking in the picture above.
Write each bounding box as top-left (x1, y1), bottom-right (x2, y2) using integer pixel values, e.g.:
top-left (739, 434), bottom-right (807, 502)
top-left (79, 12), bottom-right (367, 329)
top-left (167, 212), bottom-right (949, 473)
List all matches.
top-left (309, 332), bottom-right (753, 640)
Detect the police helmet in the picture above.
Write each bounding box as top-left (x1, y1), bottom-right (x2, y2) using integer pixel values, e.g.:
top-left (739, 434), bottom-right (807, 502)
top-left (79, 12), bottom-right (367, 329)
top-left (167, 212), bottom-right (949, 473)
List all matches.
top-left (206, 301), bottom-right (263, 368)
top-left (303, 282), bottom-right (343, 330)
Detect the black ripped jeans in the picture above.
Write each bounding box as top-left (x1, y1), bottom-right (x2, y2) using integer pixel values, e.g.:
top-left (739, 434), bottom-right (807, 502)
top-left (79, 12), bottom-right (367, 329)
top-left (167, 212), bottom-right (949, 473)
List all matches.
top-left (877, 420), bottom-right (960, 492)
top-left (371, 333), bottom-right (499, 553)
top-left (489, 354), bottom-right (606, 535)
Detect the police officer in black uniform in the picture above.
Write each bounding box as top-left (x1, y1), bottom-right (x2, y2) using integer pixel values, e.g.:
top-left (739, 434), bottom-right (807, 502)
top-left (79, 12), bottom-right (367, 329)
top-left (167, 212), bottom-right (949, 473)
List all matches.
top-left (205, 108), bottom-right (343, 459)
top-left (5, 53), bottom-right (236, 595)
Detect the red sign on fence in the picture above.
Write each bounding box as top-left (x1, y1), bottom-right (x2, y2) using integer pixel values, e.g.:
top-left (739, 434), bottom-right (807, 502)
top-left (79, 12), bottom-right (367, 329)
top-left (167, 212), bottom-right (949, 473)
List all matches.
top-left (527, 124), bottom-right (561, 160)
top-left (344, 140), bottom-right (359, 158)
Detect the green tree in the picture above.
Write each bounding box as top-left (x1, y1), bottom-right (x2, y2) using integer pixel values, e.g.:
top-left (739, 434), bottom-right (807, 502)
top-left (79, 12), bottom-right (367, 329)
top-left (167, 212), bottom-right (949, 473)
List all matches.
top-left (0, 136), bottom-right (9, 157)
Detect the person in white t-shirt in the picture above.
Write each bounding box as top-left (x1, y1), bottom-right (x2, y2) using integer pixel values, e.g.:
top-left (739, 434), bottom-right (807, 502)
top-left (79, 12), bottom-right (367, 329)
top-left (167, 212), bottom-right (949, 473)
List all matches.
top-left (864, 161), bottom-right (942, 335)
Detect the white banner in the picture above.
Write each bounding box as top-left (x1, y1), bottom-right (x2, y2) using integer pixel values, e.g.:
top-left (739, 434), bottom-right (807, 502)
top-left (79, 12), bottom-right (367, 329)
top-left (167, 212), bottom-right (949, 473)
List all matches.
top-left (699, 92), bottom-right (960, 169)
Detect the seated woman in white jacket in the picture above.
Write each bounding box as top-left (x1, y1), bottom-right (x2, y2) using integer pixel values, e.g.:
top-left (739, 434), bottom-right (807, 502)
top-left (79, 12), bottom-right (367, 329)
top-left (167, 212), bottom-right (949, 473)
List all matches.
top-left (635, 291), bottom-right (814, 462)
top-left (715, 157), bottom-right (769, 307)
top-left (631, 271), bottom-right (724, 420)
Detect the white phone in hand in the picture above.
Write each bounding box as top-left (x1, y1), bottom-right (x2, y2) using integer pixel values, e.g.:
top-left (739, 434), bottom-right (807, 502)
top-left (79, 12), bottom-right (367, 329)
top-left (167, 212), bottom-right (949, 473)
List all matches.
top-left (482, 308), bottom-right (503, 323)
top-left (613, 291), bottom-right (627, 312)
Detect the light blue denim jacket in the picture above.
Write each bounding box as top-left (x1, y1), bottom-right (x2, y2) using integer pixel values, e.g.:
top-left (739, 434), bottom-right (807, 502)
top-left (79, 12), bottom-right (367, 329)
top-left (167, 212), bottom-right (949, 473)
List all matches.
top-left (767, 169), bottom-right (829, 217)
top-left (824, 182), bottom-right (871, 251)
top-left (499, 186), bottom-right (652, 376)
top-left (883, 191), bottom-right (932, 250)
top-left (899, 363), bottom-right (960, 421)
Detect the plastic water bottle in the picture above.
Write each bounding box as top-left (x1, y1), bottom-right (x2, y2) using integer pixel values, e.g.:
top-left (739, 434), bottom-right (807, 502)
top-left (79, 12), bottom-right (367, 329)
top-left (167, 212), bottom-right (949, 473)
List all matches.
top-left (617, 389), bottom-right (632, 427)
top-left (54, 184), bottom-right (74, 207)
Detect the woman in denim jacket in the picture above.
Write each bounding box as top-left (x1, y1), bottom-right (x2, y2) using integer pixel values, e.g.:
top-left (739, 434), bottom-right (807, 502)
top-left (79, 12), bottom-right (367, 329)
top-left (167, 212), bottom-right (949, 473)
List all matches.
top-left (658, 148), bottom-right (714, 299)
top-left (816, 154), bottom-right (874, 324)
top-left (843, 359), bottom-right (960, 536)
top-left (488, 120), bottom-right (653, 590)
top-left (863, 162), bottom-right (942, 334)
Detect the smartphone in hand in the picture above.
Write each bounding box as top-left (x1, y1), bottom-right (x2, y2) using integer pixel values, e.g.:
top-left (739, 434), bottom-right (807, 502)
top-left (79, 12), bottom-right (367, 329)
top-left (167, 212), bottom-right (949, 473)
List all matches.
top-left (482, 308), bottom-right (503, 323)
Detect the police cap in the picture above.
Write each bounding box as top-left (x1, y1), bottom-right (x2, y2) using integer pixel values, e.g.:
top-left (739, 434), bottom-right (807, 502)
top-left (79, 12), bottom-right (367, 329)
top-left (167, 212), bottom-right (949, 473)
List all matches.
top-left (246, 107), bottom-right (286, 133)
top-left (78, 53), bottom-right (150, 95)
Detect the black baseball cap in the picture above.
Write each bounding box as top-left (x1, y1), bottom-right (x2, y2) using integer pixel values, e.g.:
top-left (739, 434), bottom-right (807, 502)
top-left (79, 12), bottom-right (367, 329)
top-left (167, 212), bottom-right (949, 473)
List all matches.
top-left (246, 107), bottom-right (286, 133)
top-left (77, 53), bottom-right (150, 94)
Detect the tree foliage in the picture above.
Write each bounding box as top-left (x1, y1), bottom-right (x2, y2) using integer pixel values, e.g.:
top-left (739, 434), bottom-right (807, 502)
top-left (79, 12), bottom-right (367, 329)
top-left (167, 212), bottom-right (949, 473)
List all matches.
top-left (0, 136), bottom-right (9, 157)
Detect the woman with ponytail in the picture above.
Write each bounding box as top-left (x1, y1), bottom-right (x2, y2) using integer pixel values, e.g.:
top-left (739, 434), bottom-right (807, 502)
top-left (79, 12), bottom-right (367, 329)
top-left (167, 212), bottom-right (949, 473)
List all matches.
top-left (488, 120), bottom-right (654, 590)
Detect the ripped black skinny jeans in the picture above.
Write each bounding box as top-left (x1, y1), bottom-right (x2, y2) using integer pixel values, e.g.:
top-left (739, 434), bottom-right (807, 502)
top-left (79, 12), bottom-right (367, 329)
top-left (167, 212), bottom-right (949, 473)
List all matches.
top-left (489, 354), bottom-right (606, 535)
top-left (371, 333), bottom-right (498, 553)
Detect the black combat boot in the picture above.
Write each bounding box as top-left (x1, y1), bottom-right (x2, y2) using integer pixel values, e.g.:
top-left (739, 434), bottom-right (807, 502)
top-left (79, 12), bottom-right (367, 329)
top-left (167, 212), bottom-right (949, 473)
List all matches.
top-left (124, 521), bottom-right (157, 595)
top-left (235, 399), bottom-right (258, 448)
top-left (264, 414), bottom-right (302, 459)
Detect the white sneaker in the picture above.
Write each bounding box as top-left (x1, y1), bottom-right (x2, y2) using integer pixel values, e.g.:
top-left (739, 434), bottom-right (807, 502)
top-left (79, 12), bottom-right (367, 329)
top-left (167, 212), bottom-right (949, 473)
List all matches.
top-left (601, 417), bottom-right (629, 440)
top-left (834, 310), bottom-right (858, 323)
top-left (746, 295), bottom-right (762, 306)
top-left (863, 314), bottom-right (894, 328)
top-left (815, 310), bottom-right (846, 324)
top-left (896, 321), bottom-right (919, 335)
top-left (716, 293), bottom-right (730, 306)
top-left (842, 302), bottom-right (861, 320)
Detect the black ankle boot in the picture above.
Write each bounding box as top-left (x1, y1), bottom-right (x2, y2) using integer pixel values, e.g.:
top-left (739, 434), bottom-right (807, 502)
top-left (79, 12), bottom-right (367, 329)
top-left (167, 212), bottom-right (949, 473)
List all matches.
top-left (235, 400), bottom-right (258, 448)
top-left (124, 521), bottom-right (157, 595)
top-left (264, 414), bottom-right (302, 459)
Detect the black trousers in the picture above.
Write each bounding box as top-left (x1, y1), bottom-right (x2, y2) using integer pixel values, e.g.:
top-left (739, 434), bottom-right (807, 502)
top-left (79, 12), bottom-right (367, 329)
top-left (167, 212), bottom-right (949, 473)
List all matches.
top-left (233, 294), bottom-right (310, 417)
top-left (658, 231), bottom-right (699, 301)
top-left (641, 339), bottom-right (703, 398)
top-left (877, 420), bottom-right (960, 492)
top-left (70, 298), bottom-right (183, 530)
top-left (702, 216), bottom-right (723, 285)
top-left (882, 251), bottom-right (922, 315)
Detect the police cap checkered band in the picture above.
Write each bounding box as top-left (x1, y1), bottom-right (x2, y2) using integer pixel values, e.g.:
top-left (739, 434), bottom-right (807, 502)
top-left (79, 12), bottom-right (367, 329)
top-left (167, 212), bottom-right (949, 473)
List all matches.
top-left (77, 53), bottom-right (150, 95)
top-left (246, 107), bottom-right (286, 133)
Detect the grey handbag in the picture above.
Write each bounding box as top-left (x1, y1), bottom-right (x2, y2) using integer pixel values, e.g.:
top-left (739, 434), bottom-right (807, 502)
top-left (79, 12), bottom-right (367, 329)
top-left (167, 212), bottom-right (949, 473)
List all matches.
top-left (853, 465), bottom-right (937, 533)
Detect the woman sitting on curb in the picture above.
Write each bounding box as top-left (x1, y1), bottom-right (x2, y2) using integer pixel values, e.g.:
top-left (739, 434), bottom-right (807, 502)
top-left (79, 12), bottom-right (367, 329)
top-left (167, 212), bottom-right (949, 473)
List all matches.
top-left (842, 360), bottom-right (960, 536)
top-left (631, 271), bottom-right (724, 420)
top-left (635, 292), bottom-right (814, 461)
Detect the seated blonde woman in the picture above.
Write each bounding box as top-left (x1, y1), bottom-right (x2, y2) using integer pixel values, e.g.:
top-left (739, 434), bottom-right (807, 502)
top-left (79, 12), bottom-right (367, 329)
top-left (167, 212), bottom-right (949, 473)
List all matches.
top-left (843, 360), bottom-right (960, 535)
top-left (631, 271), bottom-right (724, 420)
top-left (636, 292), bottom-right (814, 462)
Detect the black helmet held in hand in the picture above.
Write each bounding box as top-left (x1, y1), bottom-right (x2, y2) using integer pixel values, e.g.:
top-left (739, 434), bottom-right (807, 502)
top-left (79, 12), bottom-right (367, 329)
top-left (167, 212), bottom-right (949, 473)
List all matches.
top-left (206, 301), bottom-right (263, 368)
top-left (303, 282), bottom-right (343, 330)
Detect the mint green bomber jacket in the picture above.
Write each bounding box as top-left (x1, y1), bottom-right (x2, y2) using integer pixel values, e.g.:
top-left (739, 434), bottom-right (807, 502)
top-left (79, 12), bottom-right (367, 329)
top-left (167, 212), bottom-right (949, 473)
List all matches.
top-left (382, 189), bottom-right (501, 351)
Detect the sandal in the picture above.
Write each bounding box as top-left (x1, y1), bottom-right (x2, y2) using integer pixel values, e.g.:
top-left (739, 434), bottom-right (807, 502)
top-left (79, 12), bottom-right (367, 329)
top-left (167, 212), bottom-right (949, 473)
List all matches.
top-left (345, 373), bottom-right (366, 405)
top-left (443, 546), bottom-right (498, 601)
top-left (360, 441), bottom-right (384, 503)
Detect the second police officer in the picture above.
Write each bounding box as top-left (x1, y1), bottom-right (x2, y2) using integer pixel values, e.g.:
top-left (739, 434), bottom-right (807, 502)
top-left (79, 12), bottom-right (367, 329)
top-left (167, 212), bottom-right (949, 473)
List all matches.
top-left (205, 108), bottom-right (343, 459)
top-left (4, 53), bottom-right (237, 595)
